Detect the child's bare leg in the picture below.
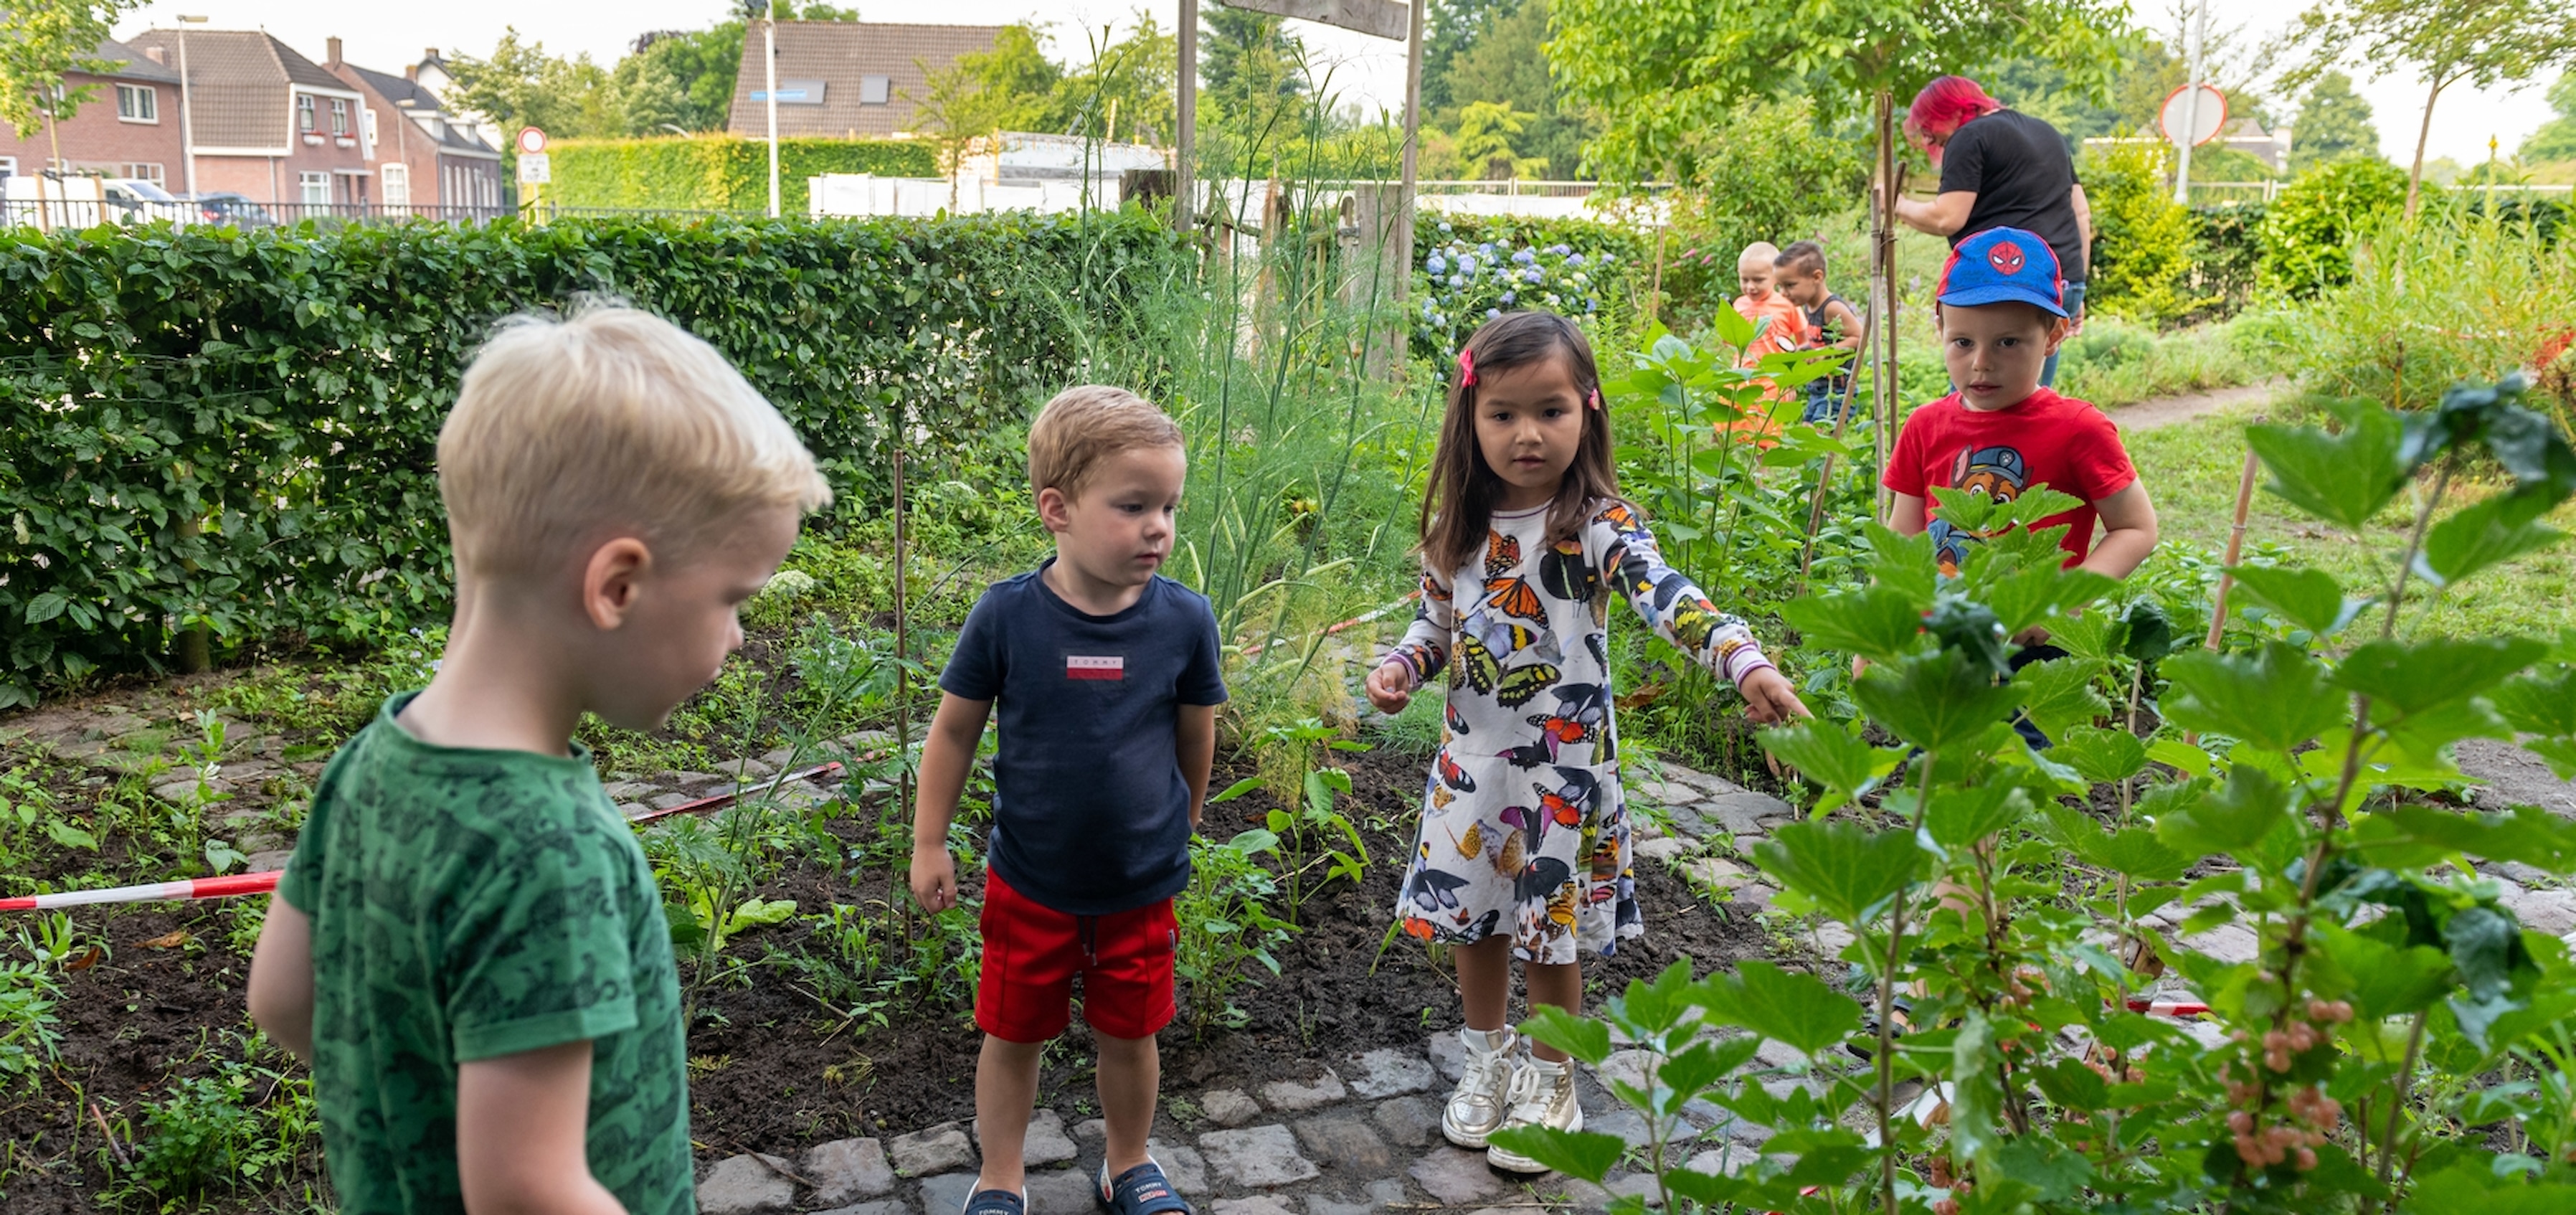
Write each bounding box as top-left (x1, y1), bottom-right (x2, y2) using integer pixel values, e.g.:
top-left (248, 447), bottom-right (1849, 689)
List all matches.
top-left (1525, 960), bottom-right (1581, 1062)
top-left (1454, 935), bottom-right (1516, 1032)
top-left (975, 1034), bottom-right (1046, 1193)
top-left (1094, 1030), bottom-right (1160, 1176)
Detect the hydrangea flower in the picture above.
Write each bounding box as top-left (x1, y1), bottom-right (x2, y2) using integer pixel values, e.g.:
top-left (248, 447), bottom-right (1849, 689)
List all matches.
top-left (1601, 254), bottom-right (1616, 265)
top-left (1426, 253), bottom-right (1447, 275)
top-left (1565, 253), bottom-right (1586, 268)
top-left (1500, 290), bottom-right (1516, 306)
top-left (1457, 254), bottom-right (1477, 275)
top-left (1478, 242), bottom-right (1494, 257)
top-left (1439, 221), bottom-right (1454, 233)
top-left (1586, 298), bottom-right (1598, 311)
top-left (1549, 244), bottom-right (1571, 257)
top-left (1487, 308), bottom-right (1502, 318)
top-left (1449, 275), bottom-right (1464, 288)
top-left (1523, 268), bottom-right (1543, 284)
top-left (1512, 248), bottom-right (1535, 265)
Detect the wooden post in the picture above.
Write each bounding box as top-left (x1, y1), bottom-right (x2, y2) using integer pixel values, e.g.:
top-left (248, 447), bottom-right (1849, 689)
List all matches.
top-left (2202, 422), bottom-right (2264, 652)
top-left (1871, 89), bottom-right (1898, 524)
top-left (1175, 0), bottom-right (1198, 237)
top-left (894, 448), bottom-right (911, 826)
top-left (1392, 0), bottom-right (1423, 314)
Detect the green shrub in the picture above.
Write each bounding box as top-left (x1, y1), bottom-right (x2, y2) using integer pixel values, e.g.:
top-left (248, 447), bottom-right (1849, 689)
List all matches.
top-left (2083, 141), bottom-right (2214, 327)
top-left (549, 135), bottom-right (938, 214)
top-left (0, 213), bottom-right (1185, 702)
top-left (2257, 156), bottom-right (2412, 297)
top-left (2189, 200), bottom-right (2265, 316)
top-left (2285, 207), bottom-right (2576, 409)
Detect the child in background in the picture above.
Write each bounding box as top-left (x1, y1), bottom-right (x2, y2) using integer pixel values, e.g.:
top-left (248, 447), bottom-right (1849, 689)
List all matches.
top-left (1726, 241), bottom-right (1810, 441)
top-left (1364, 311), bottom-right (1809, 1173)
top-left (1883, 227), bottom-right (2157, 732)
top-left (911, 387), bottom-right (1222, 1215)
top-left (1774, 240), bottom-right (1864, 426)
top-left (248, 306), bottom-right (832, 1214)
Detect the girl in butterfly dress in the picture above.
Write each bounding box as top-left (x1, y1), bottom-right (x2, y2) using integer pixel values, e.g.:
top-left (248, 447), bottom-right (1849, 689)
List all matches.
top-left (1365, 311), bottom-right (1810, 1171)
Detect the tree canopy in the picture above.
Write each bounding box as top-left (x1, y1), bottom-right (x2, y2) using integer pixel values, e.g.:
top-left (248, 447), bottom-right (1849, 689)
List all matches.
top-left (2521, 72), bottom-right (2576, 164)
top-left (1424, 0), bottom-right (1588, 179)
top-left (2290, 72), bottom-right (2380, 172)
top-left (0, 0), bottom-right (143, 140)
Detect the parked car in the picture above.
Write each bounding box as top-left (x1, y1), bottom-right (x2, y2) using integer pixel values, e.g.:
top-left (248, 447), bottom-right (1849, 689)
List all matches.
top-left (188, 192), bottom-right (278, 228)
top-left (3, 175), bottom-right (194, 227)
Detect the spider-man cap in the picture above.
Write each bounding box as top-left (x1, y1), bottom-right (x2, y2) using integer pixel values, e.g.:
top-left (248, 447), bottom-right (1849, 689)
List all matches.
top-left (1937, 227), bottom-right (2066, 316)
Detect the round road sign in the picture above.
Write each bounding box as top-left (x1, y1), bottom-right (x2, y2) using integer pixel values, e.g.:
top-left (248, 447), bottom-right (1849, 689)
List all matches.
top-left (2158, 85), bottom-right (2228, 148)
top-left (516, 126), bottom-right (549, 156)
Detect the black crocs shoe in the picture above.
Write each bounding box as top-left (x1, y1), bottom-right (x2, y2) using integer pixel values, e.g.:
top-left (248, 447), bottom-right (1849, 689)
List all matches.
top-left (964, 1187), bottom-right (1027, 1215)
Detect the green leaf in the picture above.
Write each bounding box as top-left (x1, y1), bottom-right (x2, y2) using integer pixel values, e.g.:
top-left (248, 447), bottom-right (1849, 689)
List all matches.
top-left (2446, 905), bottom-right (2519, 1003)
top-left (2227, 565), bottom-right (2364, 637)
top-left (1851, 648), bottom-right (2024, 753)
top-left (1779, 587), bottom-right (1923, 665)
top-left (2492, 669), bottom-right (2576, 737)
top-left (1921, 783), bottom-right (2030, 850)
top-left (2332, 638), bottom-right (2548, 718)
top-left (1992, 1138), bottom-right (2095, 1202)
top-left (2014, 656), bottom-right (2111, 740)
top-left (1755, 721), bottom-right (1900, 808)
top-left (2247, 404), bottom-right (2408, 532)
top-left (1753, 821), bottom-right (1923, 924)
top-left (1208, 777), bottom-right (1264, 805)
top-left (1693, 961), bottom-right (1863, 1058)
top-left (2155, 765), bottom-right (2296, 856)
top-left (1983, 565), bottom-right (2119, 640)
top-left (1710, 299), bottom-right (1756, 349)
top-left (1517, 1006), bottom-right (1613, 1067)
top-left (1862, 521), bottom-right (1938, 608)
top-left (2118, 598), bottom-right (2179, 663)
top-left (729, 897), bottom-right (798, 929)
top-left (24, 592), bottom-right (70, 625)
top-left (2161, 643), bottom-right (2347, 754)
top-left (1482, 1127), bottom-right (1627, 1183)
top-left (2309, 922), bottom-right (2453, 1022)
top-left (1925, 597), bottom-right (2011, 678)
top-left (2481, 400), bottom-right (2576, 502)
top-left (2418, 491), bottom-right (2567, 588)
top-left (43, 818), bottom-right (98, 851)
top-left (2052, 725), bottom-right (2150, 785)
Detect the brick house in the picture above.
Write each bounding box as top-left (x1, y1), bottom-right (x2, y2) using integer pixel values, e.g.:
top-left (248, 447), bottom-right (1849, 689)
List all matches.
top-left (0, 39), bottom-right (184, 187)
top-left (323, 38), bottom-right (503, 216)
top-left (123, 27), bottom-right (371, 209)
top-left (725, 22), bottom-right (1000, 139)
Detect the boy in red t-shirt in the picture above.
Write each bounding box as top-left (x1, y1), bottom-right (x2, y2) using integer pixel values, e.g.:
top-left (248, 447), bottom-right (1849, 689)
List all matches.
top-left (1884, 226), bottom-right (2157, 586)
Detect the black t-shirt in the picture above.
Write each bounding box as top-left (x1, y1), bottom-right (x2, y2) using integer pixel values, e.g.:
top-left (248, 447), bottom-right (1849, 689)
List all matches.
top-left (1940, 109), bottom-right (2088, 284)
top-left (939, 564), bottom-right (1228, 915)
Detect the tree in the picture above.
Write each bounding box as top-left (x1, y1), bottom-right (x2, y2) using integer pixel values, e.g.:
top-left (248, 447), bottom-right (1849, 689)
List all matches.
top-left (1052, 15), bottom-right (1178, 145)
top-left (2288, 71), bottom-right (2379, 171)
top-left (1438, 101), bottom-right (1547, 179)
top-left (907, 22), bottom-right (1062, 199)
top-left (1421, 0), bottom-right (1516, 113)
top-left (446, 28), bottom-right (621, 143)
top-left (1198, 6), bottom-right (1308, 156)
top-left (2521, 72), bottom-right (2576, 164)
top-left (1546, 0), bottom-right (2128, 191)
top-left (0, 0), bottom-right (142, 138)
top-left (617, 24), bottom-right (749, 134)
top-left (1433, 0), bottom-right (1589, 178)
top-left (2272, 0), bottom-right (2576, 215)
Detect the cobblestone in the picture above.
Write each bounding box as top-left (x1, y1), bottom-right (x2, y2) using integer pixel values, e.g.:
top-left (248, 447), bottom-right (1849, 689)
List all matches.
top-left (1408, 1145), bottom-right (1505, 1204)
top-left (696, 1153), bottom-right (795, 1215)
top-left (802, 1137), bottom-right (894, 1205)
top-left (889, 1121), bottom-right (975, 1177)
top-left (1201, 1087), bottom-right (1263, 1127)
top-left (1200, 1125), bottom-right (1320, 1188)
top-left (1259, 1069), bottom-right (1348, 1111)
top-left (1343, 1049), bottom-right (1436, 1097)
top-left (1289, 1113), bottom-right (1398, 1174)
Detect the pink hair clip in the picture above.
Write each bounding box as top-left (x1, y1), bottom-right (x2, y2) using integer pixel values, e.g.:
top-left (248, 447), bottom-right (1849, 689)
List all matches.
top-left (1457, 348), bottom-right (1477, 388)
top-left (1586, 385), bottom-right (1602, 411)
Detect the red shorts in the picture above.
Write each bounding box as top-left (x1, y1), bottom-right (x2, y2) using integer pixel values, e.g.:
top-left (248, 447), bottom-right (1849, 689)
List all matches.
top-left (977, 869), bottom-right (1178, 1044)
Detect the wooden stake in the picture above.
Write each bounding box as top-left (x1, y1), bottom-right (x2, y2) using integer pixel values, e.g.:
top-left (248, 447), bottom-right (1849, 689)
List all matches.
top-left (1798, 305), bottom-right (1877, 588)
top-left (2202, 419), bottom-right (2265, 652)
top-left (1871, 89), bottom-right (1898, 526)
top-left (894, 448), bottom-right (911, 825)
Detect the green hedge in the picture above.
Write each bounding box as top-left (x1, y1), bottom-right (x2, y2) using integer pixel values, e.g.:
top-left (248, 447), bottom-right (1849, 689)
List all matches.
top-left (549, 136), bottom-right (939, 214)
top-left (0, 213), bottom-right (1183, 700)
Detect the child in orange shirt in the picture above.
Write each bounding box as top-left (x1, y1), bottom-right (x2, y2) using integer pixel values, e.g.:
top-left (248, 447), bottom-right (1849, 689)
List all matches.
top-left (1725, 242), bottom-right (1808, 443)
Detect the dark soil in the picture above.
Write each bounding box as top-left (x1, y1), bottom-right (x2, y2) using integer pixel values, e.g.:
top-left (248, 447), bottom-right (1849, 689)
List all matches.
top-left (1, 745), bottom-right (1769, 1212)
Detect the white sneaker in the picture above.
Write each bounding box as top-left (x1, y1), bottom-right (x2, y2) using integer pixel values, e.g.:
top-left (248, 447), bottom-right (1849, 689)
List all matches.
top-left (1485, 1055), bottom-right (1583, 1173)
top-left (1441, 1029), bottom-right (1518, 1149)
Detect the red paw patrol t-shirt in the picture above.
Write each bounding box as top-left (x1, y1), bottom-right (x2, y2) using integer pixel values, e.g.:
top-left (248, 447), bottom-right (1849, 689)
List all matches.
top-left (1883, 388), bottom-right (2139, 575)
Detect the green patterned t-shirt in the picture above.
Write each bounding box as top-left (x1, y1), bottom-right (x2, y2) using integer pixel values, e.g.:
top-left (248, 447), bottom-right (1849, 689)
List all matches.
top-left (278, 693), bottom-right (692, 1214)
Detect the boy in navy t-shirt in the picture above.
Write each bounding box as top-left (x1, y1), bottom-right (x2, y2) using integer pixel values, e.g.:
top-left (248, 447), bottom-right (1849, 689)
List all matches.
top-left (912, 385), bottom-right (1224, 1215)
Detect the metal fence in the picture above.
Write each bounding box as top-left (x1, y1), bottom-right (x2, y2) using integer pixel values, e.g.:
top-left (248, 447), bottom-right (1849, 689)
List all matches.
top-left (1, 197), bottom-right (747, 231)
top-left (2188, 181), bottom-right (2575, 206)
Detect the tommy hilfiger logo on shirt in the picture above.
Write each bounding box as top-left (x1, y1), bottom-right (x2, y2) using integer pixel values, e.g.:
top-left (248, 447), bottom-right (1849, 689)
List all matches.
top-left (1066, 656), bottom-right (1125, 681)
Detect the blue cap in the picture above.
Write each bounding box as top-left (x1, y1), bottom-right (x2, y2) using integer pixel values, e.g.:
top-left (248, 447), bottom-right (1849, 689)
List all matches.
top-left (1938, 227), bottom-right (2065, 316)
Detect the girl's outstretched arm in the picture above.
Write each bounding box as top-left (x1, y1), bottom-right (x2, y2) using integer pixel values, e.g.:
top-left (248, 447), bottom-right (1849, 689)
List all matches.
top-left (1594, 504), bottom-right (1809, 723)
top-left (1373, 563), bottom-right (1457, 714)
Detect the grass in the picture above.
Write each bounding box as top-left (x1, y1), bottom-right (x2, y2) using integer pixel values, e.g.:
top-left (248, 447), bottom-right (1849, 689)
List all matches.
top-left (2124, 394), bottom-right (2576, 642)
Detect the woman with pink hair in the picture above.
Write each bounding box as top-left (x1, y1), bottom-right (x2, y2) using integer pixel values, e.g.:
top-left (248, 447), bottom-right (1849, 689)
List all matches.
top-left (1895, 75), bottom-right (2095, 384)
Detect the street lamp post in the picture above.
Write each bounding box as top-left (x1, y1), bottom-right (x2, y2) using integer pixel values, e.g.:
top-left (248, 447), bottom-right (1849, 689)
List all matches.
top-left (764, 11), bottom-right (780, 217)
top-left (177, 16), bottom-right (207, 199)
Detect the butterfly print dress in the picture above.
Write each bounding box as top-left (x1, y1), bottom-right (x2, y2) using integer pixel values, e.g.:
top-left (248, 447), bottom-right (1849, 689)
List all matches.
top-left (1383, 499), bottom-right (1776, 964)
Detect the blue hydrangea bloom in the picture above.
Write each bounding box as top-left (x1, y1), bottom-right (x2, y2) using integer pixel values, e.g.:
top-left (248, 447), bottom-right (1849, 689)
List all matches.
top-left (1449, 275), bottom-right (1464, 288)
top-left (1457, 255), bottom-right (1477, 275)
top-left (1566, 253), bottom-right (1586, 267)
top-left (1512, 249), bottom-right (1535, 265)
top-left (1439, 221), bottom-right (1454, 233)
top-left (1549, 244), bottom-right (1571, 257)
top-left (1500, 290), bottom-right (1516, 305)
top-left (1487, 308), bottom-right (1502, 318)
top-left (1478, 242), bottom-right (1494, 256)
top-left (1523, 268), bottom-right (1543, 284)
top-left (1426, 253), bottom-right (1447, 274)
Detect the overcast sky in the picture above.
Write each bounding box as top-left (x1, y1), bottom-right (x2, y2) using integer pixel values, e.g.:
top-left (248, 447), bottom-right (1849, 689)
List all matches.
top-left (117, 0), bottom-right (2560, 167)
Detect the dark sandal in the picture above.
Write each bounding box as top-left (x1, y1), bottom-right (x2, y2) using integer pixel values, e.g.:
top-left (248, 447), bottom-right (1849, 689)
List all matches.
top-left (1098, 1160), bottom-right (1193, 1215)
top-left (965, 1188), bottom-right (1027, 1215)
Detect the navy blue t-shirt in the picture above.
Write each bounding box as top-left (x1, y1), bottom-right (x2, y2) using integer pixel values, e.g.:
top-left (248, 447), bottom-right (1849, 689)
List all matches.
top-left (939, 564), bottom-right (1228, 916)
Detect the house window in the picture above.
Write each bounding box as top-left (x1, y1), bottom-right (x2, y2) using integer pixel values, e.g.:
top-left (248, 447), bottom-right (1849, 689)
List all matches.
top-left (298, 95), bottom-right (316, 131)
top-left (0, 156), bottom-right (16, 177)
top-left (331, 99), bottom-right (349, 135)
top-left (121, 163), bottom-right (165, 185)
top-left (116, 84), bottom-right (157, 122)
top-left (860, 75), bottom-right (891, 105)
top-left (300, 171), bottom-right (330, 205)
top-left (382, 162), bottom-right (409, 207)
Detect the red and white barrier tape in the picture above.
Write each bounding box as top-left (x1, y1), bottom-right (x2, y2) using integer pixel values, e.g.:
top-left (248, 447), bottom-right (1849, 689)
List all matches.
top-left (2126, 996), bottom-right (2211, 1018)
top-left (1, 871), bottom-right (280, 912)
top-left (2, 762), bottom-right (850, 911)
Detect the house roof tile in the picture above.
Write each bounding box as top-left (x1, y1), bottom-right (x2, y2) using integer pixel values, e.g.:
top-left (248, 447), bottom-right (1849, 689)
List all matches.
top-left (125, 29), bottom-right (359, 150)
top-left (726, 22), bottom-right (999, 138)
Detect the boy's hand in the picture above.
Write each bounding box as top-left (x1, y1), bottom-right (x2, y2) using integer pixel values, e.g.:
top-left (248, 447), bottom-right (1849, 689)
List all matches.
top-left (1738, 667), bottom-right (1812, 725)
top-left (909, 845), bottom-right (957, 914)
top-left (1365, 661), bottom-right (1417, 714)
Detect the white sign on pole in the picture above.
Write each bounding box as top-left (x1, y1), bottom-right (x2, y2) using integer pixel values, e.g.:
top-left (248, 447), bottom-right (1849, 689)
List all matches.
top-left (1217, 0), bottom-right (1408, 40)
top-left (2158, 84), bottom-right (2227, 148)
top-left (516, 152), bottom-right (551, 184)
